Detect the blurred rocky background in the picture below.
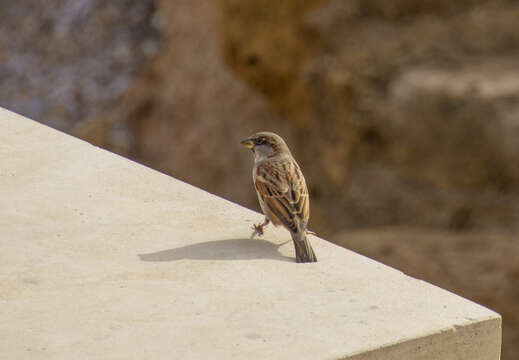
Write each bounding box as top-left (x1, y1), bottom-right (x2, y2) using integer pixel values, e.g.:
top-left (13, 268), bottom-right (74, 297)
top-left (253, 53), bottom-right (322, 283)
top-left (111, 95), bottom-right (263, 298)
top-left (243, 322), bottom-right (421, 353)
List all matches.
top-left (1, 0), bottom-right (518, 357)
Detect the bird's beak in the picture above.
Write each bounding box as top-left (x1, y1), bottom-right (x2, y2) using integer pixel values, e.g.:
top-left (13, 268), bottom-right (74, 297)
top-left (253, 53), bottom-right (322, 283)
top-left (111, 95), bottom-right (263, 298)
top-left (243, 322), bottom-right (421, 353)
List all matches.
top-left (240, 137), bottom-right (254, 149)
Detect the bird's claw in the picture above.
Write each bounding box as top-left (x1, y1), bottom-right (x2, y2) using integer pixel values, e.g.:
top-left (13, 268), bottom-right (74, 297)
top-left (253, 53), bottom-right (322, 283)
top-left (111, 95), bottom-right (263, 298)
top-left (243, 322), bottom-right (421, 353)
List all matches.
top-left (306, 229), bottom-right (316, 236)
top-left (252, 223), bottom-right (265, 236)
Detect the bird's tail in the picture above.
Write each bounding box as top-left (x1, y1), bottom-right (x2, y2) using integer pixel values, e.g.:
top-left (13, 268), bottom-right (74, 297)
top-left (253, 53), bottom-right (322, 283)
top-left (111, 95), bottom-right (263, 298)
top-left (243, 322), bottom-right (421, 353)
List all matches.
top-left (291, 231), bottom-right (317, 263)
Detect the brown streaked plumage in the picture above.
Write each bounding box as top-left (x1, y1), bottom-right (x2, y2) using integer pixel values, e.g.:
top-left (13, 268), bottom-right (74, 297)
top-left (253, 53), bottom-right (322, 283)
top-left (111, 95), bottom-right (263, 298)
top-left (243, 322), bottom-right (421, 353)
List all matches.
top-left (240, 132), bottom-right (317, 263)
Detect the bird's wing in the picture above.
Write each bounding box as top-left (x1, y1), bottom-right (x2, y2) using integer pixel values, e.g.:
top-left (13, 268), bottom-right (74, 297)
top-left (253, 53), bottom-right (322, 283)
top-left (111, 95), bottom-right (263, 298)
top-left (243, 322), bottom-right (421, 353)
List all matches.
top-left (255, 160), bottom-right (309, 233)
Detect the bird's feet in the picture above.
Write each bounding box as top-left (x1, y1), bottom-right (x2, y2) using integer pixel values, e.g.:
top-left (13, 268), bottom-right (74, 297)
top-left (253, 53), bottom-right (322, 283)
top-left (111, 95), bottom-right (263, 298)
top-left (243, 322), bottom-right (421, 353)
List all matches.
top-left (306, 229), bottom-right (316, 236)
top-left (252, 223), bottom-right (265, 236)
top-left (251, 218), bottom-right (270, 237)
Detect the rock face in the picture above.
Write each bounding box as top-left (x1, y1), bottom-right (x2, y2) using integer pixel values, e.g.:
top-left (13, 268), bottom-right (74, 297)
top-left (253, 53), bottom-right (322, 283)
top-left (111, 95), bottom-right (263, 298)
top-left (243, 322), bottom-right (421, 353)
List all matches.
top-left (0, 0), bottom-right (160, 134)
top-left (219, 0), bottom-right (519, 232)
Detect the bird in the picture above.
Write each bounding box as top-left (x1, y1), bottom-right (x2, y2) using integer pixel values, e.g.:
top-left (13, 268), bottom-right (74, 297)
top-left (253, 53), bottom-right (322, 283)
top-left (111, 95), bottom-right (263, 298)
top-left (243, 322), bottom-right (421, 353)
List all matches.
top-left (240, 131), bottom-right (317, 263)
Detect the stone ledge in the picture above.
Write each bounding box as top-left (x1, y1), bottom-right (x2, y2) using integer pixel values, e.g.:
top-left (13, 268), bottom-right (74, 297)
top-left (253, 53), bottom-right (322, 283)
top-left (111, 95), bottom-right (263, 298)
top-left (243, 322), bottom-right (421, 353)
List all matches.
top-left (0, 107), bottom-right (501, 359)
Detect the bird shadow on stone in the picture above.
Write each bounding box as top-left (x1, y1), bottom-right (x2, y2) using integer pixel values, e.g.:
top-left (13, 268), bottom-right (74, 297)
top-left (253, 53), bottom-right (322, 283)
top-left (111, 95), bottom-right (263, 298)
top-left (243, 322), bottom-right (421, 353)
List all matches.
top-left (138, 238), bottom-right (293, 262)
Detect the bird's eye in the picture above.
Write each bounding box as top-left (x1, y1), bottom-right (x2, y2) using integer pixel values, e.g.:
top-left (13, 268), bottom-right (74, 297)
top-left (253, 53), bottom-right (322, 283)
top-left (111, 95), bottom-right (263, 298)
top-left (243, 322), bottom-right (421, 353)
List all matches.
top-left (256, 137), bottom-right (266, 145)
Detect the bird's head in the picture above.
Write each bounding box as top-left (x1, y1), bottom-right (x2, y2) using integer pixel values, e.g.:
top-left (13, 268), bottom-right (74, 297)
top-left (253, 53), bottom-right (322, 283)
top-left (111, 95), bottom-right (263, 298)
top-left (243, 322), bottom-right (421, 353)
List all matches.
top-left (240, 132), bottom-right (291, 160)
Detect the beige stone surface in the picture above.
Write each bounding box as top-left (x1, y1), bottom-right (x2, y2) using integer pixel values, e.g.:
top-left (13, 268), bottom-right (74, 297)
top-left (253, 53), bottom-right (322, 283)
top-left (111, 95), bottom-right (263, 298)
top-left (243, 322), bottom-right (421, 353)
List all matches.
top-left (0, 108), bottom-right (501, 359)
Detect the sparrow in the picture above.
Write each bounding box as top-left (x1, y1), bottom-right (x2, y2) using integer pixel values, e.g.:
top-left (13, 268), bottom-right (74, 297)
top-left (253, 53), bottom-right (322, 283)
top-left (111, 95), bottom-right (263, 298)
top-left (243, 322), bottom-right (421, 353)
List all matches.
top-left (241, 132), bottom-right (317, 263)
